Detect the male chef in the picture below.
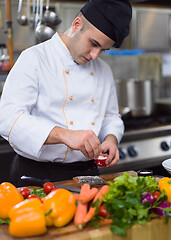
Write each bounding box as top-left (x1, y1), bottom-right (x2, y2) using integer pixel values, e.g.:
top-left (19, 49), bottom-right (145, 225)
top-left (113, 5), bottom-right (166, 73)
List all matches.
top-left (0, 0), bottom-right (132, 186)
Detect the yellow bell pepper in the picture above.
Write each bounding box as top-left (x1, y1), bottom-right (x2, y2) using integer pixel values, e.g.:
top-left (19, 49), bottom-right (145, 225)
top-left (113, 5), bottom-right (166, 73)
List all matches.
top-left (9, 198), bottom-right (47, 238)
top-left (43, 188), bottom-right (76, 227)
top-left (0, 182), bottom-right (24, 219)
top-left (158, 177), bottom-right (171, 203)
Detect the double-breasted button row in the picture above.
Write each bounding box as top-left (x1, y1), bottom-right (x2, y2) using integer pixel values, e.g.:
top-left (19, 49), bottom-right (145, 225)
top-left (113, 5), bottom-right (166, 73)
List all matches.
top-left (68, 96), bottom-right (94, 103)
top-left (69, 121), bottom-right (95, 125)
top-left (65, 69), bottom-right (95, 126)
top-left (65, 70), bottom-right (94, 76)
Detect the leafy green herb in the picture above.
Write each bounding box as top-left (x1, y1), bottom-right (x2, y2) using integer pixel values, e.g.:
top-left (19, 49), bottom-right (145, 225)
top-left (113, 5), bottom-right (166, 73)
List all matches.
top-left (103, 173), bottom-right (163, 236)
top-left (87, 215), bottom-right (105, 228)
top-left (92, 198), bottom-right (100, 215)
top-left (0, 218), bottom-right (10, 224)
top-left (31, 188), bottom-right (47, 198)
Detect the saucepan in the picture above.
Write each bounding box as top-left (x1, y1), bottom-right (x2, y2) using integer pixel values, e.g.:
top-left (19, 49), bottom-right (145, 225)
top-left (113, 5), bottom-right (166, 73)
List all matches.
top-left (116, 78), bottom-right (155, 117)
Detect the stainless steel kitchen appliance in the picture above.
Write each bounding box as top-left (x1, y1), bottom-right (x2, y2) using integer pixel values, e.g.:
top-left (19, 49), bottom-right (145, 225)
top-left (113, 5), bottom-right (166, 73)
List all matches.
top-left (116, 78), bottom-right (155, 117)
top-left (100, 114), bottom-right (171, 176)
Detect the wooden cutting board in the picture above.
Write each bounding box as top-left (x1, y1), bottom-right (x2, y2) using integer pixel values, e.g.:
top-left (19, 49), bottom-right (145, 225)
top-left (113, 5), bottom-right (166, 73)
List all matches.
top-left (1, 171), bottom-right (171, 240)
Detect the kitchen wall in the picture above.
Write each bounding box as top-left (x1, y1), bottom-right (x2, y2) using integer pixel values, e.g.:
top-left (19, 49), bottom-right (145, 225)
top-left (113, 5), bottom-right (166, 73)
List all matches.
top-left (1, 2), bottom-right (170, 53)
top-left (0, 1), bottom-right (171, 98)
top-left (0, 1), bottom-right (85, 56)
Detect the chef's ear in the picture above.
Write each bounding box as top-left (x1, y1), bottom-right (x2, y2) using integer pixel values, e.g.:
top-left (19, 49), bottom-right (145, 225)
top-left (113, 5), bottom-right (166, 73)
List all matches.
top-left (72, 17), bottom-right (83, 33)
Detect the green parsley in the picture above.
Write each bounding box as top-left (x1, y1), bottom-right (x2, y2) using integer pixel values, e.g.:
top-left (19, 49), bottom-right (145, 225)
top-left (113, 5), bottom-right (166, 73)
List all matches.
top-left (31, 188), bottom-right (47, 198)
top-left (103, 172), bottom-right (162, 236)
top-left (0, 218), bottom-right (10, 224)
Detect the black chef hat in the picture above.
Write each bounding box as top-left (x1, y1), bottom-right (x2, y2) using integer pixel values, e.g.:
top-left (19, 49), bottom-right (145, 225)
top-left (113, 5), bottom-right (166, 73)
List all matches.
top-left (81, 0), bottom-right (132, 48)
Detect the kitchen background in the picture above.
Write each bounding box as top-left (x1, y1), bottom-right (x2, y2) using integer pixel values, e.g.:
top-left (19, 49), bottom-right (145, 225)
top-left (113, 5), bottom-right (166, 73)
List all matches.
top-left (0, 0), bottom-right (171, 182)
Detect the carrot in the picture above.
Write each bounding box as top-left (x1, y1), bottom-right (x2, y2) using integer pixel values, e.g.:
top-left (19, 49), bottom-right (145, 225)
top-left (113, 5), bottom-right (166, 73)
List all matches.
top-left (74, 183), bottom-right (90, 229)
top-left (80, 187), bottom-right (98, 204)
top-left (83, 185), bottom-right (109, 225)
top-left (74, 194), bottom-right (80, 201)
top-left (98, 218), bottom-right (113, 225)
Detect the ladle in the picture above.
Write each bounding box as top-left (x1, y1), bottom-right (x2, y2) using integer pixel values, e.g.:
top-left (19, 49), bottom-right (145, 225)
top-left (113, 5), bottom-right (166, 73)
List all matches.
top-left (44, 0), bottom-right (61, 27)
top-left (17, 0), bottom-right (29, 26)
top-left (35, 0), bottom-right (55, 43)
top-left (30, 0), bottom-right (36, 28)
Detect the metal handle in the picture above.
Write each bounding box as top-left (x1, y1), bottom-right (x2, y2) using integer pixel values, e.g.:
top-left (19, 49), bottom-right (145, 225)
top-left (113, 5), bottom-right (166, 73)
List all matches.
top-left (46, 0), bottom-right (50, 10)
top-left (32, 0), bottom-right (36, 14)
top-left (39, 0), bottom-right (43, 20)
top-left (35, 0), bottom-right (39, 25)
top-left (17, 0), bottom-right (23, 14)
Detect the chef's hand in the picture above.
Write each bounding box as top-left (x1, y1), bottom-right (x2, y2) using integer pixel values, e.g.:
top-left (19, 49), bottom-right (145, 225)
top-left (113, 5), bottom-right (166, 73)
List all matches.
top-left (45, 127), bottom-right (102, 159)
top-left (101, 134), bottom-right (119, 168)
top-left (62, 129), bottom-right (102, 159)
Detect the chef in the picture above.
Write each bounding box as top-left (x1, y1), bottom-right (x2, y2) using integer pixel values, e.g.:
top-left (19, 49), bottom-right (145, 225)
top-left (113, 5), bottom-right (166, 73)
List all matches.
top-left (0, 0), bottom-right (132, 187)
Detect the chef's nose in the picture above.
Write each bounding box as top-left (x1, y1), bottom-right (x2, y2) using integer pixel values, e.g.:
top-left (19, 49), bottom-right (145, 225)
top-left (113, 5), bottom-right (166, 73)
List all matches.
top-left (90, 48), bottom-right (101, 60)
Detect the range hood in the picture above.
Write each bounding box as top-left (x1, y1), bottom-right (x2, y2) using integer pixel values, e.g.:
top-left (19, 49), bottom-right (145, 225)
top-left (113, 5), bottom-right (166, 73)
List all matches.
top-left (121, 5), bottom-right (171, 52)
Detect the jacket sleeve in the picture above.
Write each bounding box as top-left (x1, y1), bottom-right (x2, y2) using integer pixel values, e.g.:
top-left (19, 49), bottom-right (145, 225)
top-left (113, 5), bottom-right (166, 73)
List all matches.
top-left (98, 66), bottom-right (124, 144)
top-left (0, 50), bottom-right (56, 158)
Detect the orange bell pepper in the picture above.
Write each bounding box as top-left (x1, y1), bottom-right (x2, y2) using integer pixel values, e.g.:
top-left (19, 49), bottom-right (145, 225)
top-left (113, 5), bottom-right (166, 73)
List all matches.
top-left (43, 188), bottom-right (76, 227)
top-left (9, 198), bottom-right (47, 238)
top-left (0, 182), bottom-right (24, 219)
top-left (158, 177), bottom-right (171, 203)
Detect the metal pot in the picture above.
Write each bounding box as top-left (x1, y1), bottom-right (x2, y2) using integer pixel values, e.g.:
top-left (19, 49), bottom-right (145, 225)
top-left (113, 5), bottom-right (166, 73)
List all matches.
top-left (127, 78), bottom-right (155, 117)
top-left (116, 78), bottom-right (155, 117)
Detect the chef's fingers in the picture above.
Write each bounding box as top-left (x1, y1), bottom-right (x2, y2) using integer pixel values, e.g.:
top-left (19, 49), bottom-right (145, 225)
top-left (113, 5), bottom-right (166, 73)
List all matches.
top-left (87, 134), bottom-right (102, 159)
top-left (90, 131), bottom-right (102, 156)
top-left (69, 130), bottom-right (101, 159)
top-left (84, 141), bottom-right (101, 160)
top-left (80, 145), bottom-right (90, 159)
top-left (84, 140), bottom-right (95, 159)
top-left (106, 148), bottom-right (119, 167)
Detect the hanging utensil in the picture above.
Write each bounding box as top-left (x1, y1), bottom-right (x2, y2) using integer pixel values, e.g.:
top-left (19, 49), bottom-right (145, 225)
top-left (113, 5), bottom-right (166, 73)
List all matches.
top-left (35, 0), bottom-right (55, 43)
top-left (34, 0), bottom-right (40, 27)
top-left (27, 0), bottom-right (30, 24)
top-left (17, 0), bottom-right (28, 26)
top-left (0, 10), bottom-right (2, 28)
top-left (30, 0), bottom-right (36, 28)
top-left (5, 0), bottom-right (14, 68)
top-left (44, 0), bottom-right (61, 27)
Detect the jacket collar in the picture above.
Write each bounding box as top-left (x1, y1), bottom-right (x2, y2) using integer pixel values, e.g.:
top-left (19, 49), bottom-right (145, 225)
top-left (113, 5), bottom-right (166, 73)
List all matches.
top-left (51, 32), bottom-right (78, 68)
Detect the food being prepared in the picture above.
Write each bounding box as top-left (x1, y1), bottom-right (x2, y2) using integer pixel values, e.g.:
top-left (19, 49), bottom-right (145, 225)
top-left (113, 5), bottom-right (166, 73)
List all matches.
top-left (73, 176), bottom-right (105, 187)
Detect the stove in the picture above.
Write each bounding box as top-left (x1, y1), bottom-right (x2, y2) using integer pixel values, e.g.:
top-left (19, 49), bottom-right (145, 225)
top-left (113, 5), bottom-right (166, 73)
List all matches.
top-left (100, 114), bottom-right (171, 176)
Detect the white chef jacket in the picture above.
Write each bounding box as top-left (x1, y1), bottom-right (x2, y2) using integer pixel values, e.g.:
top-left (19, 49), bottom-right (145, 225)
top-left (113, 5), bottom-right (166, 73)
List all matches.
top-left (0, 33), bottom-right (124, 163)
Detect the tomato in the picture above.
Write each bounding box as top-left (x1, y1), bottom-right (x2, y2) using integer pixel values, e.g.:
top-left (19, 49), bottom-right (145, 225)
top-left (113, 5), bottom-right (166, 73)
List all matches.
top-left (98, 205), bottom-right (108, 218)
top-left (19, 188), bottom-right (30, 199)
top-left (27, 194), bottom-right (40, 199)
top-left (27, 194), bottom-right (41, 201)
top-left (152, 191), bottom-right (161, 200)
top-left (94, 154), bottom-right (107, 167)
top-left (43, 182), bottom-right (56, 195)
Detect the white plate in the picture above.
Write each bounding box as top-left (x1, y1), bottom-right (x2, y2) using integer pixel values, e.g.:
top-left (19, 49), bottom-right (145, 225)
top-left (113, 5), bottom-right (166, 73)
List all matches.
top-left (162, 158), bottom-right (171, 175)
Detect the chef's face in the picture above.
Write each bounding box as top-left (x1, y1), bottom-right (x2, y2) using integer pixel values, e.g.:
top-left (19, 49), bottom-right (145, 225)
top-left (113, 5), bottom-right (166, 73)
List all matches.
top-left (67, 16), bottom-right (115, 65)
